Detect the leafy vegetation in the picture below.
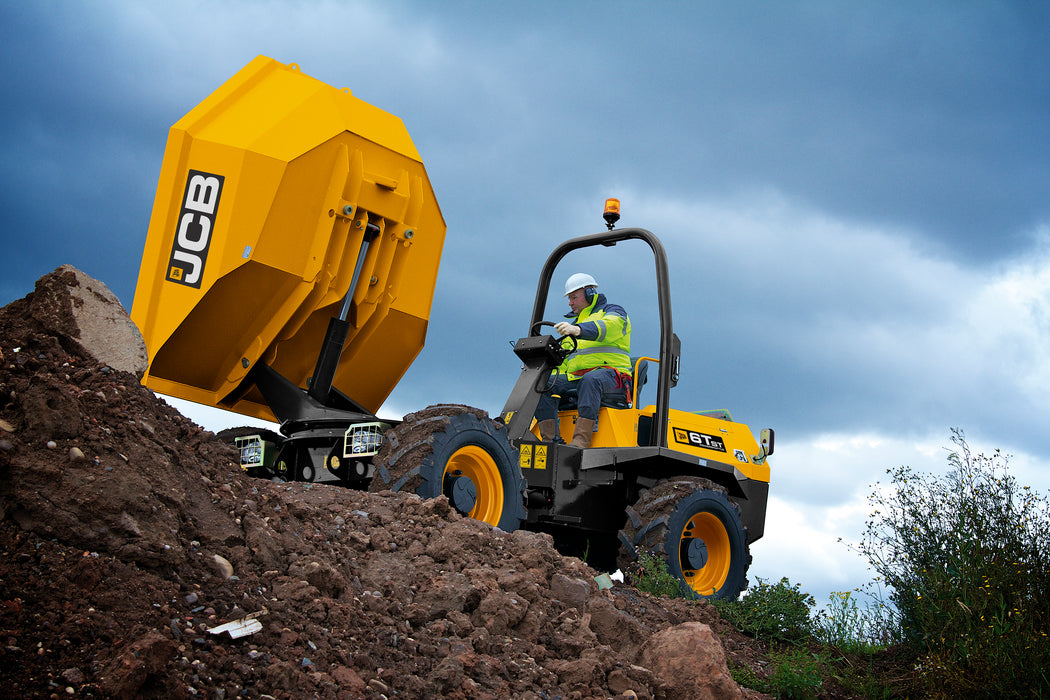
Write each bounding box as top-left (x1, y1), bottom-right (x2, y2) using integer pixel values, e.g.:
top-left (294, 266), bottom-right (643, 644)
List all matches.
top-left (623, 549), bottom-right (691, 599)
top-left (814, 588), bottom-right (891, 652)
top-left (728, 645), bottom-right (828, 699)
top-left (713, 576), bottom-right (815, 644)
top-left (854, 429), bottom-right (1050, 698)
top-left (622, 430), bottom-right (1050, 699)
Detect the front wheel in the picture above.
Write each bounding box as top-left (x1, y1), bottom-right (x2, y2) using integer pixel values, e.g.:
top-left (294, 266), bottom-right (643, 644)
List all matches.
top-left (618, 477), bottom-right (751, 600)
top-left (370, 405), bottom-right (526, 531)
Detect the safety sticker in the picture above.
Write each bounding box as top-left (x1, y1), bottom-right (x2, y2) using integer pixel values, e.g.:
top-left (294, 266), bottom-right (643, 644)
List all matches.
top-left (519, 444), bottom-right (547, 470)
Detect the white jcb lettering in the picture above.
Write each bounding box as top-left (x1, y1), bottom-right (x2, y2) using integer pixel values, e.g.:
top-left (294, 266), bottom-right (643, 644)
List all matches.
top-left (172, 250), bottom-right (203, 285)
top-left (166, 170), bottom-right (224, 289)
top-left (177, 212), bottom-right (211, 252)
top-left (184, 174), bottom-right (221, 214)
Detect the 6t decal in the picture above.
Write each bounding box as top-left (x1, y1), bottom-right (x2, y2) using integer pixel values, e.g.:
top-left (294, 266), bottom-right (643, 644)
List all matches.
top-left (166, 170), bottom-right (224, 288)
top-left (672, 427), bottom-right (727, 453)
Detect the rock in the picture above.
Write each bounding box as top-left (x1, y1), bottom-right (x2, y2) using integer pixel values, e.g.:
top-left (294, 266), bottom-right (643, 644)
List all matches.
top-left (60, 667), bottom-right (85, 684)
top-left (29, 266), bottom-right (148, 379)
top-left (68, 446), bottom-right (86, 462)
top-left (330, 665), bottom-right (367, 693)
top-left (637, 621), bottom-right (744, 700)
top-left (98, 631), bottom-right (176, 698)
top-left (550, 572), bottom-right (591, 611)
top-left (589, 596), bottom-right (650, 657)
top-left (212, 554), bottom-right (234, 579)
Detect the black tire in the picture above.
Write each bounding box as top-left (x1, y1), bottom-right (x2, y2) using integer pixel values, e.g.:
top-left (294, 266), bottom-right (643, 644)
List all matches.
top-left (370, 405), bottom-right (526, 532)
top-left (618, 477), bottom-right (750, 601)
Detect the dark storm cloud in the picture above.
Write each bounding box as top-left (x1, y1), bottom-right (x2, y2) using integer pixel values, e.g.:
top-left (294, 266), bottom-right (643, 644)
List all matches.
top-left (2, 0), bottom-right (1049, 462)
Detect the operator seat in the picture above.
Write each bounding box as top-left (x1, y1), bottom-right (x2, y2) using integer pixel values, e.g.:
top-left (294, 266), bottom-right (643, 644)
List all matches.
top-left (557, 357), bottom-right (648, 411)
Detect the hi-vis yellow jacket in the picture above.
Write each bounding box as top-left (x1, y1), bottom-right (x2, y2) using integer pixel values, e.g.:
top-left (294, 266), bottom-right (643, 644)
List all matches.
top-left (560, 292), bottom-right (631, 379)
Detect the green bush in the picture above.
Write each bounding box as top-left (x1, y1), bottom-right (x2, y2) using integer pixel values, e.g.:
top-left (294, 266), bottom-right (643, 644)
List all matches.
top-left (625, 549), bottom-right (691, 599)
top-left (713, 576), bottom-right (815, 643)
top-left (855, 429), bottom-right (1050, 697)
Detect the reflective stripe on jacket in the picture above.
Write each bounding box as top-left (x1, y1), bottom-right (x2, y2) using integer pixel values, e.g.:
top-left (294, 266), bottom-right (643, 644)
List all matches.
top-left (560, 292), bottom-right (631, 379)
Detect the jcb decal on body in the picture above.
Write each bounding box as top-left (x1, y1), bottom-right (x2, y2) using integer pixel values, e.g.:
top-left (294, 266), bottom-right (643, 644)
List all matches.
top-left (166, 170), bottom-right (224, 288)
top-left (672, 427), bottom-right (726, 453)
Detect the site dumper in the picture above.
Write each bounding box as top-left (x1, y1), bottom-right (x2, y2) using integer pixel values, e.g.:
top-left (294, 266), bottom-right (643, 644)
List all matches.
top-left (133, 57), bottom-right (773, 599)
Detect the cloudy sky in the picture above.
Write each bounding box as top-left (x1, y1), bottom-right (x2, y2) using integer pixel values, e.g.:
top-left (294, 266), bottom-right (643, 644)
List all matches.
top-left (3, 1), bottom-right (1049, 608)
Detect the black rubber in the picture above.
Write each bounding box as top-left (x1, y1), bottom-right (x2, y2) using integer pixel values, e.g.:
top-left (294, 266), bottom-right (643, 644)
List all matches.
top-left (370, 405), bottom-right (526, 532)
top-left (617, 477), bottom-right (751, 600)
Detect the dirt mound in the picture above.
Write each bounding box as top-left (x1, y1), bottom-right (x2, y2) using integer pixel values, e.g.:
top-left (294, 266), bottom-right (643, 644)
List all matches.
top-left (0, 267), bottom-right (768, 699)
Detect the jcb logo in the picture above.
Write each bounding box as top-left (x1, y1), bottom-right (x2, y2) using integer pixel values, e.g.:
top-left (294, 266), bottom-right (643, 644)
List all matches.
top-left (672, 427), bottom-right (726, 453)
top-left (166, 170), bottom-right (224, 288)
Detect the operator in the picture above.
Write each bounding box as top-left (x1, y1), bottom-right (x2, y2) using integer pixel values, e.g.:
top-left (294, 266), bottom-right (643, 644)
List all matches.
top-left (535, 273), bottom-right (632, 448)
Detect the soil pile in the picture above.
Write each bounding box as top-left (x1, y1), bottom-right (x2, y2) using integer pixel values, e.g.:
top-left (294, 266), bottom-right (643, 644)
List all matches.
top-left (0, 267), bottom-right (769, 699)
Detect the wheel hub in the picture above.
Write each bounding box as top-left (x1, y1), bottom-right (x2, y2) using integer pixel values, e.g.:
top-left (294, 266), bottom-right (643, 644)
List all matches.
top-left (445, 473), bottom-right (478, 515)
top-left (683, 537), bottom-right (709, 570)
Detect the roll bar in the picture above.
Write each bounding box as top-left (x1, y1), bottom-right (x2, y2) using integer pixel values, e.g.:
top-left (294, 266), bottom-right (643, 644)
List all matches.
top-left (529, 228), bottom-right (679, 448)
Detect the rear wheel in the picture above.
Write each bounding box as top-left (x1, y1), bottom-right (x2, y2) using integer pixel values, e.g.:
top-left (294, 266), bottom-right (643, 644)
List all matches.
top-left (370, 405), bottom-right (526, 531)
top-left (618, 477), bottom-right (750, 600)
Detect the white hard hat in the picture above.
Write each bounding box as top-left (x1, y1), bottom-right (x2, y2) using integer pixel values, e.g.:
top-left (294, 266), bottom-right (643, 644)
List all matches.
top-left (564, 272), bottom-right (597, 296)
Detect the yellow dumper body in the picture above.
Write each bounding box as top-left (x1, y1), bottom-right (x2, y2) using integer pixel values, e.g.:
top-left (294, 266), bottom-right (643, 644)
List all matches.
top-left (131, 56), bottom-right (445, 422)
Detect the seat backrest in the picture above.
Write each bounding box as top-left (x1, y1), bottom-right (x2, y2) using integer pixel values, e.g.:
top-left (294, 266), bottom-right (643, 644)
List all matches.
top-left (632, 357), bottom-right (648, 396)
top-left (600, 357), bottom-right (648, 409)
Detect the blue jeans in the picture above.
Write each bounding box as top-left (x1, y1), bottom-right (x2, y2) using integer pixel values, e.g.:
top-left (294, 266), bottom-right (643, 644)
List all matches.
top-left (535, 368), bottom-right (622, 422)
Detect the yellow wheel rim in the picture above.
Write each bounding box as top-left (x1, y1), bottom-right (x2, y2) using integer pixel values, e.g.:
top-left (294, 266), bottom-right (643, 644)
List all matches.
top-left (444, 445), bottom-right (505, 526)
top-left (678, 511), bottom-right (731, 596)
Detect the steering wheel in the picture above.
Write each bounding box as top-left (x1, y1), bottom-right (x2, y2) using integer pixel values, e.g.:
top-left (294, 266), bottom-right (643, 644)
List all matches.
top-left (531, 320), bottom-right (578, 354)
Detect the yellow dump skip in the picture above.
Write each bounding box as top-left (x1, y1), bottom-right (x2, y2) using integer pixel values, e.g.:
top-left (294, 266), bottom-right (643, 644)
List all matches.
top-left (131, 56), bottom-right (446, 422)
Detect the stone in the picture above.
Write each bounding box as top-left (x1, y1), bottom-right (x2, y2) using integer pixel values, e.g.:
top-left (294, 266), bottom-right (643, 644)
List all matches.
top-left (637, 621), bottom-right (743, 700)
top-left (550, 573), bottom-right (591, 611)
top-left (32, 266), bottom-right (148, 379)
top-left (212, 554), bottom-right (234, 579)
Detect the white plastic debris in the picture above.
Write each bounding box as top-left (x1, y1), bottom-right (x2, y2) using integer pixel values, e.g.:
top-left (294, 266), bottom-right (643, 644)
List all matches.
top-left (207, 617), bottom-right (263, 639)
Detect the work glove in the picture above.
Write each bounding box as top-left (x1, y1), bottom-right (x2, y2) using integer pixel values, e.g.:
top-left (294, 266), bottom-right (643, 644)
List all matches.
top-left (554, 322), bottom-right (581, 337)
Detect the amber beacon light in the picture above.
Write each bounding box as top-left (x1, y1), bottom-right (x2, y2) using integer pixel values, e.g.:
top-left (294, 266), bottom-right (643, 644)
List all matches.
top-left (603, 198), bottom-right (621, 230)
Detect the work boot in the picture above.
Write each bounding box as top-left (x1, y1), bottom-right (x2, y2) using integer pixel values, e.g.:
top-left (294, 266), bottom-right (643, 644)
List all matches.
top-left (537, 419), bottom-right (558, 442)
top-left (570, 417), bottom-right (596, 448)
